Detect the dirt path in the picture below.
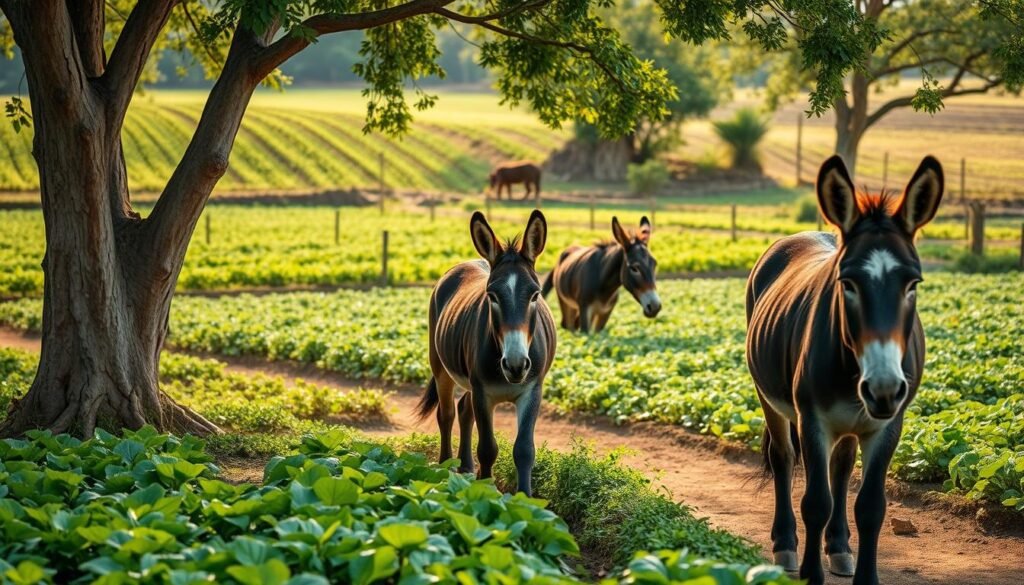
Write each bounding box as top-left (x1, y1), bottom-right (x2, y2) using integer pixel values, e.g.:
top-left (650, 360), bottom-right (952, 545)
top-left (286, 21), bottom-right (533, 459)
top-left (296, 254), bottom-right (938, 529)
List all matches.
top-left (2, 329), bottom-right (1021, 584)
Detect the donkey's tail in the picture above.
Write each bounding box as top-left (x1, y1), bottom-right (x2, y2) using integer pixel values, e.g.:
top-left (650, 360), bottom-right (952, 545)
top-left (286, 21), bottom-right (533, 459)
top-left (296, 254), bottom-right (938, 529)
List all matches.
top-left (541, 272), bottom-right (554, 299)
top-left (415, 377), bottom-right (440, 422)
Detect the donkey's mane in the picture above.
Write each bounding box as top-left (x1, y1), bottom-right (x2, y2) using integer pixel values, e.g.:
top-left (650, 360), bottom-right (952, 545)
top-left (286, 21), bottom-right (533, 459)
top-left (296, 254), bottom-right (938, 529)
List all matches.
top-left (855, 189), bottom-right (901, 220)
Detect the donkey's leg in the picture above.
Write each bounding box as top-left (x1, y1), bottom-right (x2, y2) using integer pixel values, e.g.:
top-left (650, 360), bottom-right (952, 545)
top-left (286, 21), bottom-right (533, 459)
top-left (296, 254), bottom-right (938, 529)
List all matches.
top-left (513, 384), bottom-right (542, 496)
top-left (557, 297), bottom-right (574, 330)
top-left (456, 393), bottom-right (475, 473)
top-left (759, 399), bottom-right (799, 572)
top-left (472, 384), bottom-right (499, 479)
top-left (435, 374), bottom-right (457, 463)
top-left (798, 412), bottom-right (833, 585)
top-left (852, 421), bottom-right (902, 585)
top-left (826, 435), bottom-right (858, 576)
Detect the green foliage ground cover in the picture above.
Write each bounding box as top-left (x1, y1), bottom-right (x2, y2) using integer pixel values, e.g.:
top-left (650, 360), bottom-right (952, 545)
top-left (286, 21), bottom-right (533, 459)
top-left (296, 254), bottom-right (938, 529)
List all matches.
top-left (0, 408), bottom-right (796, 583)
top-left (6, 273), bottom-right (1014, 511)
top-left (0, 207), bottom-right (775, 298)
top-left (0, 348), bottom-right (387, 458)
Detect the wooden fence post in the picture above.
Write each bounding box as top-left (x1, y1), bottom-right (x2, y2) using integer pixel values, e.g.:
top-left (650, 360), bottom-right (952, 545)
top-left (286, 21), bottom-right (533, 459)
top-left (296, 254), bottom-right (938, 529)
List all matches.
top-left (381, 230), bottom-right (389, 286)
top-left (960, 158), bottom-right (966, 203)
top-left (731, 204), bottom-right (737, 242)
top-left (334, 209), bottom-right (340, 245)
top-left (882, 152), bottom-right (889, 190)
top-left (1019, 224), bottom-right (1024, 270)
top-left (649, 196), bottom-right (656, 227)
top-left (379, 152), bottom-right (386, 215)
top-left (969, 201), bottom-right (985, 256)
top-left (205, 214), bottom-right (210, 245)
top-left (589, 194), bottom-right (595, 231)
top-left (795, 114), bottom-right (803, 185)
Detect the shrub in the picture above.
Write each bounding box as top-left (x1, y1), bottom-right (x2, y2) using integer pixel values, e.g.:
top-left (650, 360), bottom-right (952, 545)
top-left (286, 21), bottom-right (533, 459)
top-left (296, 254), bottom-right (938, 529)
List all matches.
top-left (712, 108), bottom-right (769, 171)
top-left (952, 250), bottom-right (1021, 273)
top-left (493, 441), bottom-right (766, 572)
top-left (793, 194), bottom-right (820, 223)
top-left (627, 159), bottom-right (671, 196)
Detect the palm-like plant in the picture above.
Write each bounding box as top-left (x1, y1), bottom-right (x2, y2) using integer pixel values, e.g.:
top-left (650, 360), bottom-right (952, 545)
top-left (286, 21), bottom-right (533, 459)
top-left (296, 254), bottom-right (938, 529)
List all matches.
top-left (713, 108), bottom-right (770, 171)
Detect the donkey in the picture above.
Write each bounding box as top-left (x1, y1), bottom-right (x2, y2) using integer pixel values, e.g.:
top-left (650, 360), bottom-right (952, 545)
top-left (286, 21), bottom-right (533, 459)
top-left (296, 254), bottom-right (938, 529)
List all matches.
top-left (416, 210), bottom-right (555, 496)
top-left (489, 161), bottom-right (542, 201)
top-left (542, 216), bottom-right (660, 333)
top-left (746, 155), bottom-right (943, 585)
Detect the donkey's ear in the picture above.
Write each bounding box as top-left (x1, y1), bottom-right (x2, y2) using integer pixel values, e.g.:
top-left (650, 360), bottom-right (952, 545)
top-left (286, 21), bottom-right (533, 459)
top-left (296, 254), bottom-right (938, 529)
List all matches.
top-left (611, 216), bottom-right (631, 248)
top-left (816, 155), bottom-right (859, 233)
top-left (470, 212), bottom-right (502, 265)
top-left (895, 156), bottom-right (944, 235)
top-left (637, 216), bottom-right (652, 244)
top-left (520, 209), bottom-right (547, 263)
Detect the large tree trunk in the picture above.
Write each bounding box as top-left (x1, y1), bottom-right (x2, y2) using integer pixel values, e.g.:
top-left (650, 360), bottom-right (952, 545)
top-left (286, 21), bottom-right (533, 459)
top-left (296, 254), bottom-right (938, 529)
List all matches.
top-left (833, 72), bottom-right (869, 179)
top-left (0, 0), bottom-right (261, 438)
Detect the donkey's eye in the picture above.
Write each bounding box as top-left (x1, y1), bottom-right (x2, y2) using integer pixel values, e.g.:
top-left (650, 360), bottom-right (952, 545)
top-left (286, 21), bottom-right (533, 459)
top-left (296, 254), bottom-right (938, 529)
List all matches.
top-left (906, 281), bottom-right (919, 302)
top-left (840, 280), bottom-right (857, 299)
top-left (629, 264), bottom-right (641, 273)
top-left (530, 291), bottom-right (540, 304)
top-left (487, 292), bottom-right (499, 305)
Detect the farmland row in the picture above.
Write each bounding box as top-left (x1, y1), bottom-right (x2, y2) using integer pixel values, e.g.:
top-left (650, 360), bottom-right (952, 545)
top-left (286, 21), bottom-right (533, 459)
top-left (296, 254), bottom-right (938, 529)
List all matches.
top-left (4, 274), bottom-right (1014, 510)
top-left (0, 99), bottom-right (559, 194)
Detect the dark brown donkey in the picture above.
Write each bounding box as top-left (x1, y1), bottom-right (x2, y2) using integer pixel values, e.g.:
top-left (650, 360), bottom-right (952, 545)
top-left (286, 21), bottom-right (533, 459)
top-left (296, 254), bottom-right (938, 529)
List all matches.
top-left (489, 161), bottom-right (541, 201)
top-left (746, 156), bottom-right (944, 585)
top-left (416, 210), bottom-right (555, 496)
top-left (542, 216), bottom-right (661, 333)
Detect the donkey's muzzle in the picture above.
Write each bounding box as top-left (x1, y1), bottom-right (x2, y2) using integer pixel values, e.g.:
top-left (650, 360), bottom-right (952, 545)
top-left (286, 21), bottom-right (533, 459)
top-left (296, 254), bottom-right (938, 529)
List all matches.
top-left (859, 379), bottom-right (908, 420)
top-left (639, 290), bottom-right (662, 318)
top-left (501, 356), bottom-right (532, 384)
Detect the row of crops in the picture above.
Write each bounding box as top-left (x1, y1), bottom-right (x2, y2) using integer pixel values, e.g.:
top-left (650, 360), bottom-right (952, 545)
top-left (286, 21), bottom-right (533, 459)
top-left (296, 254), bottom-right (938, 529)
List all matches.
top-left (0, 349), bottom-right (795, 584)
top-left (0, 100), bottom-right (562, 193)
top-left (3, 202), bottom-right (1015, 299)
top-left (3, 273), bottom-right (1016, 511)
top-left (0, 207), bottom-right (777, 298)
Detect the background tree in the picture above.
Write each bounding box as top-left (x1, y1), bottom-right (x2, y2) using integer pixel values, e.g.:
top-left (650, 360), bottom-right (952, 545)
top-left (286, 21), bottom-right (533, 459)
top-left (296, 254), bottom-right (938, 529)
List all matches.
top-left (0, 0), bottom-right (918, 438)
top-left (750, 0), bottom-right (1024, 175)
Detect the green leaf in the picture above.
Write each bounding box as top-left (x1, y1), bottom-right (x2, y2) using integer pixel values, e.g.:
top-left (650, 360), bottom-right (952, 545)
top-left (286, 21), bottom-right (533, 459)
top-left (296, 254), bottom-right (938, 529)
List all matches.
top-left (377, 523), bottom-right (428, 549)
top-left (312, 477), bottom-right (359, 506)
top-left (226, 559), bottom-right (290, 585)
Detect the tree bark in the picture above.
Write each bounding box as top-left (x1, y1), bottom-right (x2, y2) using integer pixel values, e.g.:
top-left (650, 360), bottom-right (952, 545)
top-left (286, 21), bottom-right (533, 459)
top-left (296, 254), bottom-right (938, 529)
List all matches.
top-left (0, 0), bottom-right (219, 438)
top-left (833, 71), bottom-right (869, 178)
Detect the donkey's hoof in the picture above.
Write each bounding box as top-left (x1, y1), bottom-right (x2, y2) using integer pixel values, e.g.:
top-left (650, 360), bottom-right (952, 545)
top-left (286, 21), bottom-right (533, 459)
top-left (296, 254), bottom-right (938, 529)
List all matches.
top-left (773, 551), bottom-right (799, 572)
top-left (827, 552), bottom-right (856, 577)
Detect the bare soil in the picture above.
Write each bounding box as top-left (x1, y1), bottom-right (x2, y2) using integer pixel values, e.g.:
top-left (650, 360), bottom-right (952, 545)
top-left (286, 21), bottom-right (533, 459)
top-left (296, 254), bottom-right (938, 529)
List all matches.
top-left (1, 329), bottom-right (1021, 584)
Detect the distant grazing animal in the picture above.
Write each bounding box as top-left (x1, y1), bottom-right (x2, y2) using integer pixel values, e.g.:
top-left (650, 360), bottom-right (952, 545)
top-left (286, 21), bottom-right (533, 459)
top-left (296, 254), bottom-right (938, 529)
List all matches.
top-left (542, 216), bottom-right (660, 333)
top-left (746, 155), bottom-right (944, 585)
top-left (489, 161), bottom-right (542, 201)
top-left (417, 210), bottom-right (555, 496)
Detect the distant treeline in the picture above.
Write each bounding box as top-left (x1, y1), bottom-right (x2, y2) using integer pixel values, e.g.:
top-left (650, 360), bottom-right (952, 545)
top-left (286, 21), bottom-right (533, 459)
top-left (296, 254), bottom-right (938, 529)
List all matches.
top-left (0, 30), bottom-right (487, 91)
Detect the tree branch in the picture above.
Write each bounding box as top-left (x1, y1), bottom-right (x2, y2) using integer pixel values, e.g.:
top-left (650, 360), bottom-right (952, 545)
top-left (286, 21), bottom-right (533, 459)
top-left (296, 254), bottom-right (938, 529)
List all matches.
top-left (66, 0), bottom-right (105, 76)
top-left (0, 0), bottom-right (91, 116)
top-left (253, 0), bottom-right (455, 80)
top-left (435, 7), bottom-right (633, 94)
top-left (104, 0), bottom-right (178, 124)
top-left (871, 56), bottom-right (946, 79)
top-left (864, 61), bottom-right (1001, 130)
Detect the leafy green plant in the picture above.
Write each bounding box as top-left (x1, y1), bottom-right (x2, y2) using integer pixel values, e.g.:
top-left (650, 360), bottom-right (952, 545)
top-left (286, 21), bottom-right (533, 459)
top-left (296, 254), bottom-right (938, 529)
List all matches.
top-left (0, 428), bottom-right (795, 584)
top-left (793, 194), bottom-right (820, 223)
top-left (627, 159), bottom-right (671, 197)
top-left (712, 108), bottom-right (769, 171)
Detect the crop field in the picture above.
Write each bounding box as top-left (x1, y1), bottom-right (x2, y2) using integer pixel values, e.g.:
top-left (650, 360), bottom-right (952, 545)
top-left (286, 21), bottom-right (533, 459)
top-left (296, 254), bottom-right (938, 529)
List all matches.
top-left (4, 200), bottom-right (1018, 299)
top-left (0, 90), bottom-right (564, 195)
top-left (2, 273), bottom-right (1019, 512)
top-left (0, 206), bottom-right (778, 298)
top-left (679, 91), bottom-right (1024, 201)
top-left (0, 348), bottom-right (794, 583)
